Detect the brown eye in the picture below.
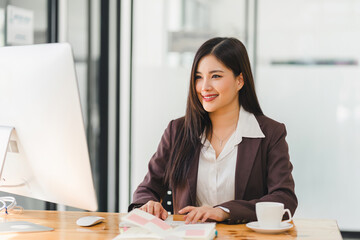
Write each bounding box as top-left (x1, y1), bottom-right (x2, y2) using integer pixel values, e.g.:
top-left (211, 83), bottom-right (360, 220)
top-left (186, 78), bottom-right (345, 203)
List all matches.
top-left (212, 74), bottom-right (221, 78)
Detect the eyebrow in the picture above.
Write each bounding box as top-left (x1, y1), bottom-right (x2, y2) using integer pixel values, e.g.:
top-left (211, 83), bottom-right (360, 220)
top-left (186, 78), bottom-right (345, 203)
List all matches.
top-left (195, 70), bottom-right (224, 74)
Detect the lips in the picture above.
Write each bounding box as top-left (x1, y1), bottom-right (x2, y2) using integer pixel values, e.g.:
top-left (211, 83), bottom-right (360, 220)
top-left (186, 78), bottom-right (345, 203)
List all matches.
top-left (202, 94), bottom-right (218, 102)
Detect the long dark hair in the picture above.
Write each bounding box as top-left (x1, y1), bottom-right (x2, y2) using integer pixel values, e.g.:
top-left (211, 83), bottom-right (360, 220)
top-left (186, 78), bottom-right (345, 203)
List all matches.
top-left (165, 37), bottom-right (263, 189)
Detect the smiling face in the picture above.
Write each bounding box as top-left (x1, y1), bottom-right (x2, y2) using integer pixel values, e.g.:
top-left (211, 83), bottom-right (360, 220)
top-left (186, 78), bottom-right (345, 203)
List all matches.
top-left (195, 54), bottom-right (244, 115)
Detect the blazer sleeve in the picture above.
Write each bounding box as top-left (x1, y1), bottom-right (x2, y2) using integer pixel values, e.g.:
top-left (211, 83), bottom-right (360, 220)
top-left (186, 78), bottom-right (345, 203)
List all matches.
top-left (217, 123), bottom-right (298, 224)
top-left (128, 120), bottom-right (173, 212)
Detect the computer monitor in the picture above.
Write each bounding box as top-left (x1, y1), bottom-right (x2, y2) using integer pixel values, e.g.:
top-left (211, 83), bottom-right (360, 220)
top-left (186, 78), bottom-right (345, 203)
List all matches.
top-left (0, 43), bottom-right (97, 211)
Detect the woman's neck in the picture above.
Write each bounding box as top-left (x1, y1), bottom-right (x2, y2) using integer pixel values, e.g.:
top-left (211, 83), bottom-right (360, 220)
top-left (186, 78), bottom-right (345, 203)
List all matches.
top-left (209, 105), bottom-right (240, 130)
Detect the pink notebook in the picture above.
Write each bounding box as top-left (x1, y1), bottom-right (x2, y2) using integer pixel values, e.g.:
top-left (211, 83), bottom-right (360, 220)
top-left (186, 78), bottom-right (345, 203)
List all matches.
top-left (116, 209), bottom-right (216, 239)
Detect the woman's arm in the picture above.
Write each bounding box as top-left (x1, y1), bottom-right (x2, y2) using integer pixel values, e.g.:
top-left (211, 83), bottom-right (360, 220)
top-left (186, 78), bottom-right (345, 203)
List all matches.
top-left (218, 123), bottom-right (297, 224)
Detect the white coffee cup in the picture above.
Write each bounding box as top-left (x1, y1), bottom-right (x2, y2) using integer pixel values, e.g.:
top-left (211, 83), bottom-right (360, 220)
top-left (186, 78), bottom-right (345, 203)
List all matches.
top-left (255, 202), bottom-right (292, 229)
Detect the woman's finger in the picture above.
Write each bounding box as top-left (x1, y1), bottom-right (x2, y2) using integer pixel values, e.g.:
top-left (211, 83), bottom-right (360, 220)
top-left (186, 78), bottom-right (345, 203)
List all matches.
top-left (153, 202), bottom-right (161, 218)
top-left (161, 208), bottom-right (168, 220)
top-left (184, 208), bottom-right (198, 224)
top-left (192, 210), bottom-right (204, 224)
top-left (140, 204), bottom-right (147, 212)
top-left (201, 212), bottom-right (210, 222)
top-left (179, 206), bottom-right (195, 214)
top-left (147, 201), bottom-right (154, 215)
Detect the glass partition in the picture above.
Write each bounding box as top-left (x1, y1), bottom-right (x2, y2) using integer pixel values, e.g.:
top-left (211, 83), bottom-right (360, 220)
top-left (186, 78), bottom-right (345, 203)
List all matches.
top-left (7, 0), bottom-right (48, 44)
top-left (0, 3), bottom-right (4, 46)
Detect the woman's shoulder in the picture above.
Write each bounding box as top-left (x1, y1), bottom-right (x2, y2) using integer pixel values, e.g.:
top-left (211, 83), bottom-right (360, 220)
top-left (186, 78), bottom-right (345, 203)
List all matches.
top-left (170, 116), bottom-right (185, 126)
top-left (163, 116), bottom-right (185, 136)
top-left (161, 117), bottom-right (185, 144)
top-left (166, 116), bottom-right (185, 130)
top-left (255, 114), bottom-right (286, 136)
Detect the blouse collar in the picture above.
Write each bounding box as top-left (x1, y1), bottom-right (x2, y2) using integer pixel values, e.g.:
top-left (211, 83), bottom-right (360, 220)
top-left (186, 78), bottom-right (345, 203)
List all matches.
top-left (201, 106), bottom-right (265, 147)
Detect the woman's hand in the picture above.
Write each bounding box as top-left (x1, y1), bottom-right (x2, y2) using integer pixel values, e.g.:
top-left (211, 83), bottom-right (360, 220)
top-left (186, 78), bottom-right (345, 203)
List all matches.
top-left (139, 200), bottom-right (168, 220)
top-left (178, 205), bottom-right (230, 224)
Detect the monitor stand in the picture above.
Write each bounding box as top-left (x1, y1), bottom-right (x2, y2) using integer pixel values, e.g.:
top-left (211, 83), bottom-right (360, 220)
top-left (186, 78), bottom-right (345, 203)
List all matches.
top-left (0, 126), bottom-right (35, 194)
top-left (0, 127), bottom-right (52, 233)
top-left (0, 126), bottom-right (14, 179)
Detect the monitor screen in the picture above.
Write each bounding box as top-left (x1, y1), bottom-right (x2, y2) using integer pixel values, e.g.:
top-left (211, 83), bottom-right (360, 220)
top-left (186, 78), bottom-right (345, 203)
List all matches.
top-left (0, 43), bottom-right (97, 211)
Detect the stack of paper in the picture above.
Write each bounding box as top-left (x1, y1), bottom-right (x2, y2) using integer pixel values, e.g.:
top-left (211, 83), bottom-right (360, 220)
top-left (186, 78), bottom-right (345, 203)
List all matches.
top-left (114, 209), bottom-right (216, 240)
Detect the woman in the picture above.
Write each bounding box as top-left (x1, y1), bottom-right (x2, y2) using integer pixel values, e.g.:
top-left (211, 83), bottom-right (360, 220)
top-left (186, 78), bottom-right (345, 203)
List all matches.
top-left (129, 37), bottom-right (297, 224)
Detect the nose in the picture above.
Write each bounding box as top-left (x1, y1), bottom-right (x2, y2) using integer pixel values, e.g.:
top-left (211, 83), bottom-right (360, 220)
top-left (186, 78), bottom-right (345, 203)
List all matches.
top-left (201, 77), bottom-right (212, 91)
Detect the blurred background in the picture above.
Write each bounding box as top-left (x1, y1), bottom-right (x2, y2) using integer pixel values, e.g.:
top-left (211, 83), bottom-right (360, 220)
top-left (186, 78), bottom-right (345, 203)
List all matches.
top-left (0, 0), bottom-right (359, 238)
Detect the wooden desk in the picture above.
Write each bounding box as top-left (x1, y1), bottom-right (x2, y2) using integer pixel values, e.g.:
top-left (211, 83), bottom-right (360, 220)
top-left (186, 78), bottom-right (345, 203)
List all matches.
top-left (1, 210), bottom-right (342, 239)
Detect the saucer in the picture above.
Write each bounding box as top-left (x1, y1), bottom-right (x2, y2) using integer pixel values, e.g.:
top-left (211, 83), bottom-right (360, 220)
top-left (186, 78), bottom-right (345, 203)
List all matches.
top-left (246, 221), bottom-right (293, 234)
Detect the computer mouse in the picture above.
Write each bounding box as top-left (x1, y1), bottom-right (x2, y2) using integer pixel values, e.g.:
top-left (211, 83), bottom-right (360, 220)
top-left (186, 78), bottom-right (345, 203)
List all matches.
top-left (76, 216), bottom-right (105, 227)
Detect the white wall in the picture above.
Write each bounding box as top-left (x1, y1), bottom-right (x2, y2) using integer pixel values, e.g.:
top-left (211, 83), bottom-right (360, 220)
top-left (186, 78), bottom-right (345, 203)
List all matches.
top-left (257, 0), bottom-right (360, 231)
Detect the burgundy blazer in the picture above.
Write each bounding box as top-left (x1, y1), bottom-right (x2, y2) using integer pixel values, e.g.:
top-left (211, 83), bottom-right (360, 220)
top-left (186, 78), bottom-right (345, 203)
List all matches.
top-left (129, 115), bottom-right (297, 224)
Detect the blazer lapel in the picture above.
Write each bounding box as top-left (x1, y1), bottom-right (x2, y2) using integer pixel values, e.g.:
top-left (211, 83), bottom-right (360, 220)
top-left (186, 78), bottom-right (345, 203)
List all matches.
top-left (235, 138), bottom-right (261, 199)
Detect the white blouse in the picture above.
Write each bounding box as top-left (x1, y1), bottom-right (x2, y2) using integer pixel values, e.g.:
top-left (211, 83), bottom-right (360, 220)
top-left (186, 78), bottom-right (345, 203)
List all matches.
top-left (196, 107), bottom-right (265, 208)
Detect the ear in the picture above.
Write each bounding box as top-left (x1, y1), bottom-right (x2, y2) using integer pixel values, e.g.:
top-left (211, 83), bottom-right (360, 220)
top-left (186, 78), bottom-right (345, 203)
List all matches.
top-left (236, 73), bottom-right (245, 91)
